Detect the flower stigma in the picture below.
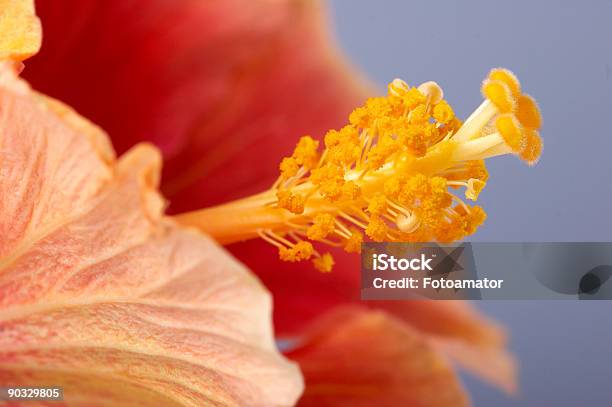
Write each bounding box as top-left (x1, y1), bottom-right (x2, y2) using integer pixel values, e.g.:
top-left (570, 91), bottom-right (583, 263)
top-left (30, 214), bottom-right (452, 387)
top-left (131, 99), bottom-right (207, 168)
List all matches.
top-left (176, 68), bottom-right (542, 272)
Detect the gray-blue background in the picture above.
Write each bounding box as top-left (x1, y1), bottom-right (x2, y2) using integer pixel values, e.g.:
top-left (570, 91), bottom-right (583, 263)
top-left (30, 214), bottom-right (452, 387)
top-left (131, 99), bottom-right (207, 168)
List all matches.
top-left (330, 1), bottom-right (612, 405)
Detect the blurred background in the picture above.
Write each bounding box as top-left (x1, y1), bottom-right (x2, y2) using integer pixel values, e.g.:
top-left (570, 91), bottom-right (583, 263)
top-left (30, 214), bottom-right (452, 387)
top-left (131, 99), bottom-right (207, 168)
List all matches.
top-left (329, 0), bottom-right (612, 405)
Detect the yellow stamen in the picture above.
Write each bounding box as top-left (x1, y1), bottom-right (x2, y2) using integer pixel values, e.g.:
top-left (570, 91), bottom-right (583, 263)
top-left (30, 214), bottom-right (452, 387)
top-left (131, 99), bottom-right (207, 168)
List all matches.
top-left (279, 241), bottom-right (314, 262)
top-left (516, 94), bottom-right (542, 130)
top-left (520, 129), bottom-right (543, 166)
top-left (307, 213), bottom-right (336, 241)
top-left (365, 215), bottom-right (389, 242)
top-left (276, 189), bottom-right (305, 214)
top-left (466, 179), bottom-right (486, 201)
top-left (279, 157), bottom-right (299, 179)
top-left (417, 81), bottom-right (444, 105)
top-left (313, 253), bottom-right (335, 273)
top-left (496, 114), bottom-right (525, 153)
top-left (433, 100), bottom-right (455, 125)
top-left (453, 68), bottom-right (528, 142)
top-left (344, 228), bottom-right (363, 253)
top-left (342, 180), bottom-right (361, 200)
top-left (176, 68), bottom-right (543, 272)
top-left (388, 78), bottom-right (410, 97)
top-left (367, 193), bottom-right (388, 215)
top-left (488, 68), bottom-right (521, 98)
top-left (482, 79), bottom-right (516, 113)
top-left (396, 212), bottom-right (420, 233)
top-left (292, 135), bottom-right (320, 169)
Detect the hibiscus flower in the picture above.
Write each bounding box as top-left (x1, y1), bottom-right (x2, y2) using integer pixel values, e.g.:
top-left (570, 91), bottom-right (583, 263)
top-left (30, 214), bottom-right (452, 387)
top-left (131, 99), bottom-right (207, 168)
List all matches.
top-left (2, 0), bottom-right (543, 405)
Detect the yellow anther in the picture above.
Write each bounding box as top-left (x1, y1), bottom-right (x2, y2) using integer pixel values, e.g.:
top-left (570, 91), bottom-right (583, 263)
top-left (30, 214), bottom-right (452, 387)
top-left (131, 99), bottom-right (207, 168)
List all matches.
top-left (488, 68), bottom-right (521, 98)
top-left (279, 157), bottom-right (299, 179)
top-left (366, 135), bottom-right (399, 170)
top-left (307, 213), bottom-right (336, 241)
top-left (396, 212), bottom-right (419, 233)
top-left (428, 177), bottom-right (452, 208)
top-left (394, 173), bottom-right (425, 204)
top-left (516, 94), bottom-right (542, 130)
top-left (368, 97), bottom-right (393, 115)
top-left (320, 183), bottom-right (343, 201)
top-left (311, 163), bottom-right (345, 201)
top-left (402, 87), bottom-right (427, 110)
top-left (381, 174), bottom-right (452, 235)
top-left (388, 78), bottom-right (410, 97)
top-left (424, 123), bottom-right (441, 143)
top-left (466, 178), bottom-right (486, 201)
top-left (313, 253), bottom-right (335, 273)
top-left (367, 194), bottom-right (388, 215)
top-left (519, 129), bottom-right (543, 166)
top-left (441, 117), bottom-right (463, 138)
top-left (482, 79), bottom-right (516, 113)
top-left (465, 205), bottom-right (487, 235)
top-left (348, 105), bottom-right (371, 129)
top-left (293, 135), bottom-right (320, 168)
top-left (328, 142), bottom-right (360, 167)
top-left (311, 163), bottom-right (342, 184)
top-left (467, 160), bottom-right (489, 182)
top-left (395, 125), bottom-right (426, 157)
top-left (376, 116), bottom-right (398, 137)
top-left (276, 189), bottom-right (305, 214)
top-left (383, 173), bottom-right (407, 200)
top-left (408, 104), bottom-right (428, 124)
top-left (496, 114), bottom-right (525, 152)
top-left (433, 215), bottom-right (465, 243)
top-left (433, 100), bottom-right (455, 124)
top-left (342, 181), bottom-right (361, 200)
top-left (279, 241), bottom-right (314, 262)
top-left (325, 125), bottom-right (359, 148)
top-left (344, 228), bottom-right (363, 253)
top-left (417, 81), bottom-right (444, 105)
top-left (324, 129), bottom-right (342, 148)
top-left (366, 215), bottom-right (388, 241)
top-left (445, 160), bottom-right (489, 184)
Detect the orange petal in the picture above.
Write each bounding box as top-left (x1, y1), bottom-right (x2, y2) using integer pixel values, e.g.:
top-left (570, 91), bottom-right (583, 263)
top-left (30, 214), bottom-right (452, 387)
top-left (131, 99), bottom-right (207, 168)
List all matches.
top-left (374, 300), bottom-right (517, 394)
top-left (429, 336), bottom-right (517, 395)
top-left (287, 306), bottom-right (469, 407)
top-left (374, 300), bottom-right (505, 347)
top-left (0, 64), bottom-right (302, 406)
top-left (0, 0), bottom-right (41, 62)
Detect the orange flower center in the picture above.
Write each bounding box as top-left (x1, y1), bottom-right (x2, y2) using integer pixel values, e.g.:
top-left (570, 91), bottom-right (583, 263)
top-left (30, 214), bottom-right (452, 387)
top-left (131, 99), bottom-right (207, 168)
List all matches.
top-left (177, 68), bottom-right (542, 272)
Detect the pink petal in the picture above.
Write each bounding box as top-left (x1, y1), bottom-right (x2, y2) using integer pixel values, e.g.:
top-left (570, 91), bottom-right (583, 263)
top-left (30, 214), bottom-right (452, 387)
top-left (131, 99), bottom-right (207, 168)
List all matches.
top-left (0, 63), bottom-right (302, 406)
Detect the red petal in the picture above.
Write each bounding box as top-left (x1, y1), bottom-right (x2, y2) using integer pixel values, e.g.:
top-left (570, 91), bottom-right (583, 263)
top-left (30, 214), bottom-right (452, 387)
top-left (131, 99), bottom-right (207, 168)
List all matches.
top-left (287, 306), bottom-right (469, 407)
top-left (23, 0), bottom-right (372, 211)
